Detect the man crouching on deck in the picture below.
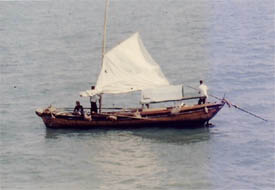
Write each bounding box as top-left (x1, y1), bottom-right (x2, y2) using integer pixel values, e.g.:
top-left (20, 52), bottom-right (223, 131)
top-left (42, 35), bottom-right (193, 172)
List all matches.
top-left (198, 80), bottom-right (208, 105)
top-left (73, 101), bottom-right (84, 116)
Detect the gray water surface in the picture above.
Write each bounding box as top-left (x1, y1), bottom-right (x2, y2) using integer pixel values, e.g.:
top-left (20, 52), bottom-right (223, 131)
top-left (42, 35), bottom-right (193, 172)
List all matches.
top-left (1, 0), bottom-right (274, 189)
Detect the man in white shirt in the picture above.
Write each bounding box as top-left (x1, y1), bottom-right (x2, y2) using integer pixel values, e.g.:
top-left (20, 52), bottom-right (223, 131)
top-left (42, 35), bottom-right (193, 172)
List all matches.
top-left (90, 86), bottom-right (99, 113)
top-left (198, 80), bottom-right (208, 105)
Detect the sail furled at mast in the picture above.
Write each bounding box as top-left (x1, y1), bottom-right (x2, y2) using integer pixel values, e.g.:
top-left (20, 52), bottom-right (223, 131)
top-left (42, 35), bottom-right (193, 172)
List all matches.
top-left (96, 32), bottom-right (169, 94)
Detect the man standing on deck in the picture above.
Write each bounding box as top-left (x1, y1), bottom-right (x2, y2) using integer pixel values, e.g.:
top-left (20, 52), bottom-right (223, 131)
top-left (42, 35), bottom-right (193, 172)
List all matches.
top-left (198, 80), bottom-right (208, 105)
top-left (90, 86), bottom-right (99, 114)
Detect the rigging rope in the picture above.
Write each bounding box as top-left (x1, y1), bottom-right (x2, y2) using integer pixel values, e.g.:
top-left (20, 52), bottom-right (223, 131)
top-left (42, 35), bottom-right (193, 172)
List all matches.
top-left (185, 84), bottom-right (268, 122)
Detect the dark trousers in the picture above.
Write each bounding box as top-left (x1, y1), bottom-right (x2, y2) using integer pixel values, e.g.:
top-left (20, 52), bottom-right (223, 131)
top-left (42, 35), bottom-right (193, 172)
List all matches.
top-left (198, 97), bottom-right (206, 105)
top-left (91, 102), bottom-right (98, 113)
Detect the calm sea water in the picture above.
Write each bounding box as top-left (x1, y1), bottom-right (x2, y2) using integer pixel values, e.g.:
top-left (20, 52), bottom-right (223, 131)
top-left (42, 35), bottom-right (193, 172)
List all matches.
top-left (1, 0), bottom-right (274, 189)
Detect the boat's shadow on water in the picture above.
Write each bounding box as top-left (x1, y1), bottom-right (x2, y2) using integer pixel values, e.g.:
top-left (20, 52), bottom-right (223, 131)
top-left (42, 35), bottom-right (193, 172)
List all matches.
top-left (131, 127), bottom-right (212, 145)
top-left (44, 125), bottom-right (214, 145)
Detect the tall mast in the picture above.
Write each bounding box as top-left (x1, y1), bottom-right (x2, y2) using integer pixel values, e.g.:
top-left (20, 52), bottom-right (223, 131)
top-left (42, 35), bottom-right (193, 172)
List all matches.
top-left (99, 0), bottom-right (109, 113)
top-left (102, 0), bottom-right (109, 64)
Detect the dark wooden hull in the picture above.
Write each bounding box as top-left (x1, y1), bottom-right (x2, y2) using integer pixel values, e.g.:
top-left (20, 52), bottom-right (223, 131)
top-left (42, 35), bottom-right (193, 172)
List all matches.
top-left (35, 103), bottom-right (224, 129)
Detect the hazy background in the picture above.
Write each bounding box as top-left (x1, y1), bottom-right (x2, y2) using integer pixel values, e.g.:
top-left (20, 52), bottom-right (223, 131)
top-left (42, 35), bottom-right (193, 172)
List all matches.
top-left (1, 0), bottom-right (274, 189)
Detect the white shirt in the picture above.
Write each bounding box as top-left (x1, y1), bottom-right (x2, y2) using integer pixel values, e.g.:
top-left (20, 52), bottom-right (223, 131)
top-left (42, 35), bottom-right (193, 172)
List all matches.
top-left (90, 95), bottom-right (100, 102)
top-left (198, 84), bottom-right (208, 98)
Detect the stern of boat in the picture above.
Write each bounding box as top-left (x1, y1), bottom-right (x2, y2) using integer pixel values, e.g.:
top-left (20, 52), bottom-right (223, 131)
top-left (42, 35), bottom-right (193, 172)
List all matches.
top-left (35, 108), bottom-right (44, 117)
top-left (35, 106), bottom-right (59, 128)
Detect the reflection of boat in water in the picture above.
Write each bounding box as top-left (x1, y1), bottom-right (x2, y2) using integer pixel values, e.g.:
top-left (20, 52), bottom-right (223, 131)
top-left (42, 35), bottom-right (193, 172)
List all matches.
top-left (35, 1), bottom-right (224, 129)
top-left (45, 127), bottom-right (211, 145)
top-left (132, 127), bottom-right (212, 145)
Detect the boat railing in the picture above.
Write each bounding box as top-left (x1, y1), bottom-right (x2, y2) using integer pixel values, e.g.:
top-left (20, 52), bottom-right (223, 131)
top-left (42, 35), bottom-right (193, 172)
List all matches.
top-left (56, 96), bottom-right (207, 113)
top-left (140, 96), bottom-right (206, 105)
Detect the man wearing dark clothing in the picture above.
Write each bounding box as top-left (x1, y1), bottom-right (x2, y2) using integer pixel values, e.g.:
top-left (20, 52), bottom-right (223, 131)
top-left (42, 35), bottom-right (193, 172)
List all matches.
top-left (73, 101), bottom-right (84, 116)
top-left (90, 86), bottom-right (99, 114)
top-left (91, 101), bottom-right (97, 113)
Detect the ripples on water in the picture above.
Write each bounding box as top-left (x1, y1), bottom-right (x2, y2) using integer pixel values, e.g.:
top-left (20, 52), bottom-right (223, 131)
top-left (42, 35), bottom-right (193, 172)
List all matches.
top-left (0, 0), bottom-right (274, 189)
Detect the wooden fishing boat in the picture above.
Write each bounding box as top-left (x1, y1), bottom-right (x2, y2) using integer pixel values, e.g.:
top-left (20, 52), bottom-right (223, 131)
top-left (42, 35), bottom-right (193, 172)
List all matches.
top-left (36, 102), bottom-right (224, 129)
top-left (35, 0), bottom-right (226, 129)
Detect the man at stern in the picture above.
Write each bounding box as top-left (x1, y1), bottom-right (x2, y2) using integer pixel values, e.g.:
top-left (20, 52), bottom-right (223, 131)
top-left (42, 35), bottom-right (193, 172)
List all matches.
top-left (198, 80), bottom-right (208, 105)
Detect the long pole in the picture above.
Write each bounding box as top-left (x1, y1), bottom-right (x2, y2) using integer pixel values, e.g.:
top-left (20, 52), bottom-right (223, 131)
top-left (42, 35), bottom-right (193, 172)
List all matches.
top-left (185, 84), bottom-right (268, 122)
top-left (102, 0), bottom-right (109, 64)
top-left (99, 0), bottom-right (109, 113)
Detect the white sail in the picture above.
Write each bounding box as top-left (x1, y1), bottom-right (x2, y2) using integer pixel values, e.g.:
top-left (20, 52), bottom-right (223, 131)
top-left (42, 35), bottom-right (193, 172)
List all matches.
top-left (81, 33), bottom-right (169, 96)
top-left (141, 85), bottom-right (184, 104)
